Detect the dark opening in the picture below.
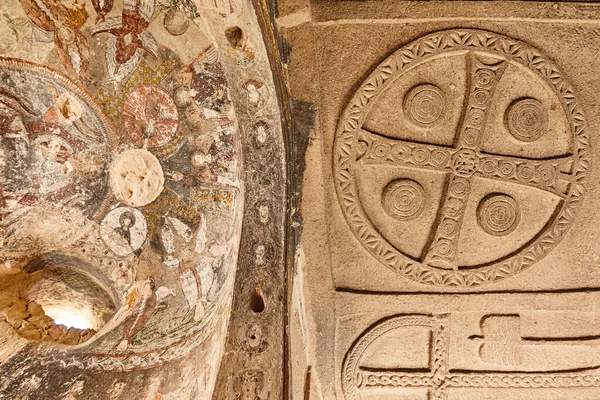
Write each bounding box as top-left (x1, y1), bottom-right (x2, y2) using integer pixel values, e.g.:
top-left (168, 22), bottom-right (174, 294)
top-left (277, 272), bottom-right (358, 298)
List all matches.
top-left (250, 288), bottom-right (265, 313)
top-left (225, 26), bottom-right (244, 49)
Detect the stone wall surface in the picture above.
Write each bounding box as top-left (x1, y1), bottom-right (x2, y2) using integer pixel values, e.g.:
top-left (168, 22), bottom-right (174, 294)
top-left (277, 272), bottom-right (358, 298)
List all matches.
top-left (278, 0), bottom-right (600, 399)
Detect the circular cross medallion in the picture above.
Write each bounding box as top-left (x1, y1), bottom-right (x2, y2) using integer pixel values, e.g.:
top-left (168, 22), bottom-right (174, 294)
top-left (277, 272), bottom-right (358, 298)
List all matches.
top-left (122, 85), bottom-right (179, 148)
top-left (333, 29), bottom-right (589, 286)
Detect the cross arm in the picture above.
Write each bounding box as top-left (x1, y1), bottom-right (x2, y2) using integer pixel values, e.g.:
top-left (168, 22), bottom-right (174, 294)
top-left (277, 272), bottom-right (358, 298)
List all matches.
top-left (476, 153), bottom-right (575, 198)
top-left (357, 129), bottom-right (455, 173)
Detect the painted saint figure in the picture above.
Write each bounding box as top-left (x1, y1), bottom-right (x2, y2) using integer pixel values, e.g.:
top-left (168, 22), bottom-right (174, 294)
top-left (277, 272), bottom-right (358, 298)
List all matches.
top-left (116, 278), bottom-right (157, 351)
top-left (115, 211), bottom-right (136, 247)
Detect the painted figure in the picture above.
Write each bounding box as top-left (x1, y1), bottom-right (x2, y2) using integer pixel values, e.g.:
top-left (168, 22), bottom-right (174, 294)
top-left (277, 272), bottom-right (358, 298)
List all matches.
top-left (92, 0), bottom-right (158, 81)
top-left (232, 369), bottom-right (268, 400)
top-left (115, 211), bottom-right (136, 247)
top-left (116, 278), bottom-right (157, 351)
top-left (18, 0), bottom-right (90, 78)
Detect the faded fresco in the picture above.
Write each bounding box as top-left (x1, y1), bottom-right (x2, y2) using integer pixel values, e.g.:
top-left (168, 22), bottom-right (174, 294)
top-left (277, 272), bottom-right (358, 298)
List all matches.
top-left (0, 0), bottom-right (274, 397)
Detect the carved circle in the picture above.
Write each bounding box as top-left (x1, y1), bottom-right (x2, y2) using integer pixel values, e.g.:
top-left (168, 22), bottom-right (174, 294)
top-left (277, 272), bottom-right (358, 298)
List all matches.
top-left (463, 128), bottom-right (479, 146)
top-left (444, 198), bottom-right (463, 218)
top-left (481, 158), bottom-right (497, 174)
top-left (537, 164), bottom-right (556, 183)
top-left (436, 239), bottom-right (454, 256)
top-left (441, 220), bottom-right (458, 236)
top-left (382, 179), bottom-right (425, 221)
top-left (333, 29), bottom-right (589, 286)
top-left (449, 178), bottom-right (469, 198)
top-left (473, 89), bottom-right (490, 106)
top-left (477, 193), bottom-right (520, 236)
top-left (413, 147), bottom-right (430, 163)
top-left (374, 143), bottom-right (388, 158)
top-left (517, 163), bottom-right (535, 181)
top-left (468, 108), bottom-right (486, 127)
top-left (506, 98), bottom-right (548, 142)
top-left (475, 69), bottom-right (494, 87)
top-left (403, 84), bottom-right (445, 126)
top-left (499, 160), bottom-right (515, 177)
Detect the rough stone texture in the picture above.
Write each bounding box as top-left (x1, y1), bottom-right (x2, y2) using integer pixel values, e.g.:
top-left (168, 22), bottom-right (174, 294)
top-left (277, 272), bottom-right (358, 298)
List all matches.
top-left (8, 0), bottom-right (600, 398)
top-left (279, 0), bottom-right (600, 399)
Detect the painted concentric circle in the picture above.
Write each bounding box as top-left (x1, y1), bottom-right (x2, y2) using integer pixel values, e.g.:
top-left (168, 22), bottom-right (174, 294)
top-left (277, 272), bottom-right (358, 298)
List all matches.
top-left (506, 98), bottom-right (548, 142)
top-left (403, 84), bottom-right (445, 126)
top-left (477, 193), bottom-right (520, 236)
top-left (382, 179), bottom-right (425, 220)
top-left (122, 85), bottom-right (179, 148)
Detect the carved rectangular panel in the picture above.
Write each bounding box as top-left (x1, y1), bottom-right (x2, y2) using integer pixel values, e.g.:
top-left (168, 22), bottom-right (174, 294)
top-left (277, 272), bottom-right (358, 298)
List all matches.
top-left (336, 291), bottom-right (600, 400)
top-left (320, 20), bottom-right (600, 294)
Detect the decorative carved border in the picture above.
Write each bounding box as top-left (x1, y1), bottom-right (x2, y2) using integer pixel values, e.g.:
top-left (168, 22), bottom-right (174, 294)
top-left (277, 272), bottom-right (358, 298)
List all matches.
top-left (333, 29), bottom-right (590, 287)
top-left (341, 315), bottom-right (447, 400)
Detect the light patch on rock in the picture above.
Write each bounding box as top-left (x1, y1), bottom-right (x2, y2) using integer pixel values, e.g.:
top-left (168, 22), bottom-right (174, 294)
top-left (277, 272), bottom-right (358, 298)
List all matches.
top-left (109, 149), bottom-right (165, 207)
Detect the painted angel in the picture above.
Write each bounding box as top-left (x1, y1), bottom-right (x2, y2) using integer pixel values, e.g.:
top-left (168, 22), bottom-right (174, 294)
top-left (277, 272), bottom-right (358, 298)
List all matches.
top-left (18, 0), bottom-right (90, 78)
top-left (91, 0), bottom-right (159, 83)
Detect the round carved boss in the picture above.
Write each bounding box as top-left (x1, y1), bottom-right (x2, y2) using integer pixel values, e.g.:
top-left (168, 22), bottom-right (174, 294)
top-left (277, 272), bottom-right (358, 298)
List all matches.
top-left (333, 29), bottom-right (589, 287)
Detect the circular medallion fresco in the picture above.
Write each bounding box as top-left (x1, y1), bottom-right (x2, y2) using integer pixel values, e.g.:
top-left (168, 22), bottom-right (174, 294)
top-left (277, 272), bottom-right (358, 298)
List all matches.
top-left (0, 57), bottom-right (116, 255)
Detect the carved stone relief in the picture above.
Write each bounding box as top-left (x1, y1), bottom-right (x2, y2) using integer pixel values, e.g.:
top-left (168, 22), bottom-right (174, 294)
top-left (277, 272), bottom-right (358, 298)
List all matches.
top-left (337, 293), bottom-right (600, 400)
top-left (278, 1), bottom-right (600, 399)
top-left (334, 29), bottom-right (589, 286)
